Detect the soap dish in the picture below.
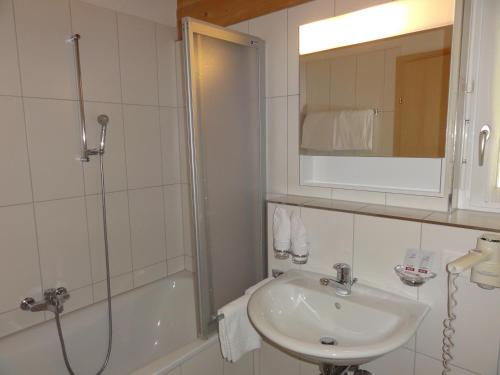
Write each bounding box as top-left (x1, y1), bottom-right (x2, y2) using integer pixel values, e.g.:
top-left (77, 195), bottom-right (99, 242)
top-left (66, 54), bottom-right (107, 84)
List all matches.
top-left (394, 265), bottom-right (436, 287)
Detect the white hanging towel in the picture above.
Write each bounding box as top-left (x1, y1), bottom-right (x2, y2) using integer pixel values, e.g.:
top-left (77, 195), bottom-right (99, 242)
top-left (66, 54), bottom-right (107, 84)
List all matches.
top-left (218, 281), bottom-right (267, 362)
top-left (300, 111), bottom-right (334, 151)
top-left (245, 277), bottom-right (273, 295)
top-left (273, 207), bottom-right (291, 251)
top-left (290, 211), bottom-right (309, 257)
top-left (332, 109), bottom-right (374, 151)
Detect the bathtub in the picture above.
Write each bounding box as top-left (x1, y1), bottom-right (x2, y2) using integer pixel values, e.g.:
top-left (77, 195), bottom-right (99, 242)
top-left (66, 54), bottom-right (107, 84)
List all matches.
top-left (0, 271), bottom-right (212, 375)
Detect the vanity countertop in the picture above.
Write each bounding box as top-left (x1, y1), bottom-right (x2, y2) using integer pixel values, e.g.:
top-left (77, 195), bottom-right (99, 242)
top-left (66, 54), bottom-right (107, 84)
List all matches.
top-left (267, 194), bottom-right (500, 233)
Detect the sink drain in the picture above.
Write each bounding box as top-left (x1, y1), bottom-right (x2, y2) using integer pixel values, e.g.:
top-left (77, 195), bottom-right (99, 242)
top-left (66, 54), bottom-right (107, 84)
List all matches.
top-left (320, 336), bottom-right (338, 346)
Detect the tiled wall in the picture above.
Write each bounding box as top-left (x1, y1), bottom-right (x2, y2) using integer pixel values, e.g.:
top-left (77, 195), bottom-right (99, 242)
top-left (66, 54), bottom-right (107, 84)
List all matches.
top-left (0, 0), bottom-right (189, 338)
top-left (267, 203), bottom-right (500, 375)
top-left (230, 0), bottom-right (451, 211)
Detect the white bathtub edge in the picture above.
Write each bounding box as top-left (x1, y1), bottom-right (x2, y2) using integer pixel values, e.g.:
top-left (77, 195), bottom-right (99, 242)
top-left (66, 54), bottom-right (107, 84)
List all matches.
top-left (130, 334), bottom-right (219, 375)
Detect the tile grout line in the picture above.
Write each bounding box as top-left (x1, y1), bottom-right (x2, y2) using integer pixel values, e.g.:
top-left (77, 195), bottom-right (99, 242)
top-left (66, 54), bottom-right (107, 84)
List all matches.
top-left (11, 0), bottom-right (46, 310)
top-left (115, 9), bottom-right (137, 289)
top-left (154, 23), bottom-right (170, 276)
top-left (68, 0), bottom-right (96, 304)
top-left (174, 39), bottom-right (189, 267)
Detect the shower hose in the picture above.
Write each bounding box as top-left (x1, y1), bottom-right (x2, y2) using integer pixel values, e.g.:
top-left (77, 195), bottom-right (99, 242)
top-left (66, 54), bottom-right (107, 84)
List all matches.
top-left (54, 152), bottom-right (113, 375)
top-left (442, 272), bottom-right (459, 374)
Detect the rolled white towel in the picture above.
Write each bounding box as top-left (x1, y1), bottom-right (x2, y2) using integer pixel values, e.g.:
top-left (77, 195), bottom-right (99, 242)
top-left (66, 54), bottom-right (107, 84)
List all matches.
top-left (290, 211), bottom-right (309, 258)
top-left (273, 207), bottom-right (291, 251)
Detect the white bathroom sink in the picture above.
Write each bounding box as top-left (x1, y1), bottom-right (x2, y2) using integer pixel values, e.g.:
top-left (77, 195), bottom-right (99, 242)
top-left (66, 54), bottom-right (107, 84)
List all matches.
top-left (247, 269), bottom-right (429, 366)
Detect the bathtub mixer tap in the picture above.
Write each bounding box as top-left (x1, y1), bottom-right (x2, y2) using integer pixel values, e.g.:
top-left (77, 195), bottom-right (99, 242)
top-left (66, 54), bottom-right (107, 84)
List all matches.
top-left (20, 287), bottom-right (70, 314)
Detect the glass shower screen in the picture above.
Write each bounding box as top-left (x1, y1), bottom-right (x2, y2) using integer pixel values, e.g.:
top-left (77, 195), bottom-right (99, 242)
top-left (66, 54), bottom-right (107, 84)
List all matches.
top-left (182, 18), bottom-right (266, 338)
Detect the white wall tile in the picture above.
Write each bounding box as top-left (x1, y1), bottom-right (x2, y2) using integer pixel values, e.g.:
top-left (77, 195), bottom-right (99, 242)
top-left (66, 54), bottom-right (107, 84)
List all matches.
top-left (0, 0), bottom-right (21, 96)
top-left (156, 24), bottom-right (178, 107)
top-left (0, 204), bottom-right (41, 313)
top-left (415, 353), bottom-right (477, 375)
top-left (24, 98), bottom-right (84, 201)
top-left (93, 272), bottom-right (133, 302)
top-left (177, 107), bottom-right (189, 184)
top-left (181, 184), bottom-right (193, 256)
top-left (183, 256), bottom-right (194, 272)
top-left (301, 207), bottom-right (353, 276)
top-left (133, 261), bottom-right (167, 287)
top-left (334, 0), bottom-right (392, 15)
top-left (353, 215), bottom-right (420, 298)
top-left (70, 0), bottom-right (122, 103)
top-left (128, 187), bottom-right (166, 269)
top-left (86, 191), bottom-right (132, 281)
top-left (182, 341), bottom-right (224, 375)
top-left (224, 352), bottom-right (254, 375)
top-left (160, 107), bottom-right (181, 185)
top-left (287, 0), bottom-right (333, 95)
top-left (59, 285), bottom-right (93, 315)
top-left (117, 13), bottom-right (158, 105)
top-left (163, 185), bottom-right (184, 259)
top-left (0, 309), bottom-right (44, 338)
top-left (175, 42), bottom-right (185, 108)
top-left (0, 96), bottom-right (32, 206)
top-left (417, 224), bottom-right (499, 374)
top-left (80, 0), bottom-right (177, 27)
top-left (259, 341), bottom-right (300, 375)
top-left (165, 367), bottom-right (180, 375)
top-left (14, 0), bottom-right (74, 99)
top-left (249, 10), bottom-right (288, 98)
top-left (82, 101), bottom-right (127, 194)
top-left (123, 105), bottom-right (162, 189)
top-left (267, 97), bottom-right (288, 194)
top-left (299, 361), bottom-right (320, 375)
top-left (35, 197), bottom-right (91, 291)
top-left (167, 256), bottom-right (185, 275)
top-left (228, 21), bottom-right (250, 34)
top-left (287, 95), bottom-right (332, 198)
top-left (363, 347), bottom-right (415, 375)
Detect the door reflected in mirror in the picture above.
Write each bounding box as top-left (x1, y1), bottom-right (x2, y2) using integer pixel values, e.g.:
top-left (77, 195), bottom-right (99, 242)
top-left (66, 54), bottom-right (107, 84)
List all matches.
top-left (299, 26), bottom-right (452, 158)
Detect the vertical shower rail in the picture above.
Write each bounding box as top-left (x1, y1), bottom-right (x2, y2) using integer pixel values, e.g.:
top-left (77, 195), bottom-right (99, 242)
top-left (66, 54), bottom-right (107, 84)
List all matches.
top-left (68, 33), bottom-right (90, 162)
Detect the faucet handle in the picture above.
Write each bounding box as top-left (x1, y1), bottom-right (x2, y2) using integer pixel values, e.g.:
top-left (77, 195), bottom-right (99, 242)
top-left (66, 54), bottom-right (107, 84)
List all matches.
top-left (333, 263), bottom-right (351, 282)
top-left (20, 297), bottom-right (35, 311)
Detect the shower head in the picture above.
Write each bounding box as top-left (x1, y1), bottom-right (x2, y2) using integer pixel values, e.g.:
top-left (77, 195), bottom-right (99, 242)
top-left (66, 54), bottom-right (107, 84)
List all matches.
top-left (97, 114), bottom-right (109, 154)
top-left (97, 114), bottom-right (109, 126)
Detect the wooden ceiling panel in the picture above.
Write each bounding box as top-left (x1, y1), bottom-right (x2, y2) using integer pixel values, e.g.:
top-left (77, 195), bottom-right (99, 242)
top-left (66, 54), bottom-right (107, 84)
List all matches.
top-left (177, 0), bottom-right (313, 38)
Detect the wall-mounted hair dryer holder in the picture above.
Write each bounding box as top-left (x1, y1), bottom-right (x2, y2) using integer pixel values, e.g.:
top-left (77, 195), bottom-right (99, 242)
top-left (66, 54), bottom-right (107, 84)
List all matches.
top-left (447, 233), bottom-right (500, 289)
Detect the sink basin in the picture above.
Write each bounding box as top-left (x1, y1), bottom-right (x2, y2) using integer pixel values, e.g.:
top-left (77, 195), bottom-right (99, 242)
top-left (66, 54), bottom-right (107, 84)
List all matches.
top-left (248, 269), bottom-right (429, 366)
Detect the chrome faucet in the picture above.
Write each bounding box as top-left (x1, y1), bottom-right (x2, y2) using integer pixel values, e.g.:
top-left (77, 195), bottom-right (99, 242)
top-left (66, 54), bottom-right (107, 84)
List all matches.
top-left (20, 287), bottom-right (70, 314)
top-left (320, 263), bottom-right (357, 296)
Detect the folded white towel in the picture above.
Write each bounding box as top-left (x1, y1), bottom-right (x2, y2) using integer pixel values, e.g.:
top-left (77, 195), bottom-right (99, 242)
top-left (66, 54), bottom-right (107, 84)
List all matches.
top-left (218, 294), bottom-right (261, 363)
top-left (301, 111), bottom-right (334, 151)
top-left (273, 207), bottom-right (291, 251)
top-left (290, 211), bottom-right (309, 257)
top-left (332, 109), bottom-right (374, 151)
top-left (245, 277), bottom-right (273, 295)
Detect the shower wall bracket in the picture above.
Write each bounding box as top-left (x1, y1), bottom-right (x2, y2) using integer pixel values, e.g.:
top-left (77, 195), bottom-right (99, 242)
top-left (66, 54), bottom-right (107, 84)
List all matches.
top-left (68, 33), bottom-right (109, 161)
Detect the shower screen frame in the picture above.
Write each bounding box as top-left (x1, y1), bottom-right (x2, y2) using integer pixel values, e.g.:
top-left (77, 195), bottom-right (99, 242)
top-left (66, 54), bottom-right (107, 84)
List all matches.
top-left (182, 17), bottom-right (266, 338)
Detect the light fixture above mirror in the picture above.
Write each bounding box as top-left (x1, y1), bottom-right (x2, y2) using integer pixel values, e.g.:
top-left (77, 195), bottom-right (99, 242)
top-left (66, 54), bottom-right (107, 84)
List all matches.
top-left (299, 0), bottom-right (455, 55)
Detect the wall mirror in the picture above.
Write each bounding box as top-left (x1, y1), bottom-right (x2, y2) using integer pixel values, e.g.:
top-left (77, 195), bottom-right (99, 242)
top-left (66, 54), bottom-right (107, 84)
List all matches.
top-left (300, 26), bottom-right (452, 158)
top-left (297, 0), bottom-right (461, 195)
